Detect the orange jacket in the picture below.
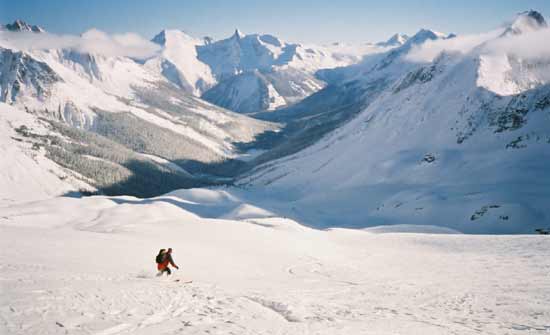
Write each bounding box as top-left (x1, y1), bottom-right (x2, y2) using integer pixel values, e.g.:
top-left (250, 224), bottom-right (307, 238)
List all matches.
top-left (157, 252), bottom-right (177, 270)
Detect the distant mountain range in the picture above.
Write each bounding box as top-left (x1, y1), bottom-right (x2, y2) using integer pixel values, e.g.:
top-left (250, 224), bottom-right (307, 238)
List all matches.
top-left (147, 28), bottom-right (388, 113)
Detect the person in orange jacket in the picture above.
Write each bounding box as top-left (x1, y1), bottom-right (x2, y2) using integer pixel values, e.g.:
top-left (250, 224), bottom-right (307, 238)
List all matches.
top-left (156, 248), bottom-right (179, 276)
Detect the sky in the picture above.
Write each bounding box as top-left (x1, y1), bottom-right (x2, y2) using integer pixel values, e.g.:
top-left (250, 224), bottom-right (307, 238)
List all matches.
top-left (2, 0), bottom-right (550, 44)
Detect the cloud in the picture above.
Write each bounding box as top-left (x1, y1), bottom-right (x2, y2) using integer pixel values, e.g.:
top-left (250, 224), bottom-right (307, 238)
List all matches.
top-left (0, 29), bottom-right (160, 59)
top-left (405, 26), bottom-right (550, 64)
top-left (482, 28), bottom-right (550, 60)
top-left (405, 29), bottom-right (503, 63)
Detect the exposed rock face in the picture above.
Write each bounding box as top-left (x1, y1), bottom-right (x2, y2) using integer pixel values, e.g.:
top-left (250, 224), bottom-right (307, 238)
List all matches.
top-left (0, 48), bottom-right (61, 103)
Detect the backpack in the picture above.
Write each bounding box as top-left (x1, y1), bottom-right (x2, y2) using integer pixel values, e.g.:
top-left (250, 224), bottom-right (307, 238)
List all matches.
top-left (155, 253), bottom-right (164, 264)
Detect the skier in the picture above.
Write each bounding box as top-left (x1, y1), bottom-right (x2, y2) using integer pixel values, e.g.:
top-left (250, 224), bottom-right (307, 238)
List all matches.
top-left (156, 247), bottom-right (179, 276)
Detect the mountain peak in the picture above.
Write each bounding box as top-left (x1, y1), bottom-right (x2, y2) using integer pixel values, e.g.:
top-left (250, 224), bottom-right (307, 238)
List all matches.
top-left (152, 29), bottom-right (196, 45)
top-left (377, 33), bottom-right (409, 47)
top-left (232, 29), bottom-right (245, 40)
top-left (406, 29), bottom-right (445, 45)
top-left (3, 19), bottom-right (44, 33)
top-left (503, 10), bottom-right (547, 36)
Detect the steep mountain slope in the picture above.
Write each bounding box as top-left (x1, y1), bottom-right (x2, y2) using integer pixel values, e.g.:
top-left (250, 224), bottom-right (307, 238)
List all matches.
top-left (0, 22), bottom-right (279, 197)
top-left (240, 11), bottom-right (550, 233)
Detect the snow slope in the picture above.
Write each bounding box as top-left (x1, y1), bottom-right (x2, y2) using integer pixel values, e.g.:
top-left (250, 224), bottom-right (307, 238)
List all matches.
top-left (240, 12), bottom-right (550, 234)
top-left (3, 141), bottom-right (545, 330)
top-left (1, 190), bottom-right (549, 334)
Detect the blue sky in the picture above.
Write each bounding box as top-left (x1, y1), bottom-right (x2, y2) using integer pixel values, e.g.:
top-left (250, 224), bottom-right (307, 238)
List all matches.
top-left (2, 0), bottom-right (550, 43)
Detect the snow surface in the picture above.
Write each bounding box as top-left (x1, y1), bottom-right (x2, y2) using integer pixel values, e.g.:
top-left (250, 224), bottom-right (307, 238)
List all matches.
top-left (1, 190), bottom-right (549, 334)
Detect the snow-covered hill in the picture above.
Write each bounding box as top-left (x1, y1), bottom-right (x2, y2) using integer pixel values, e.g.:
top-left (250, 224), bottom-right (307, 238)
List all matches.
top-left (240, 11), bottom-right (550, 234)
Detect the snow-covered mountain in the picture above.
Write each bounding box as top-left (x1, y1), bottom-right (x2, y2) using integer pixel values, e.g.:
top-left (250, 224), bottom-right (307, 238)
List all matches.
top-left (146, 29), bottom-right (216, 96)
top-left (148, 28), bottom-right (387, 113)
top-left (376, 33), bottom-right (409, 47)
top-left (502, 10), bottom-right (548, 36)
top-left (0, 21), bottom-right (278, 198)
top-left (240, 11), bottom-right (550, 234)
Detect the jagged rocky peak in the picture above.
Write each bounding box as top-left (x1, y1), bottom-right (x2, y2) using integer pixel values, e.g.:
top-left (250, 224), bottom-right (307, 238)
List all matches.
top-left (503, 10), bottom-right (547, 36)
top-left (3, 19), bottom-right (44, 33)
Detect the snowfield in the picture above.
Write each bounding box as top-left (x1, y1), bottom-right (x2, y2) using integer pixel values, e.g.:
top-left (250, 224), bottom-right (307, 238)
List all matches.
top-left (1, 190), bottom-right (549, 334)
